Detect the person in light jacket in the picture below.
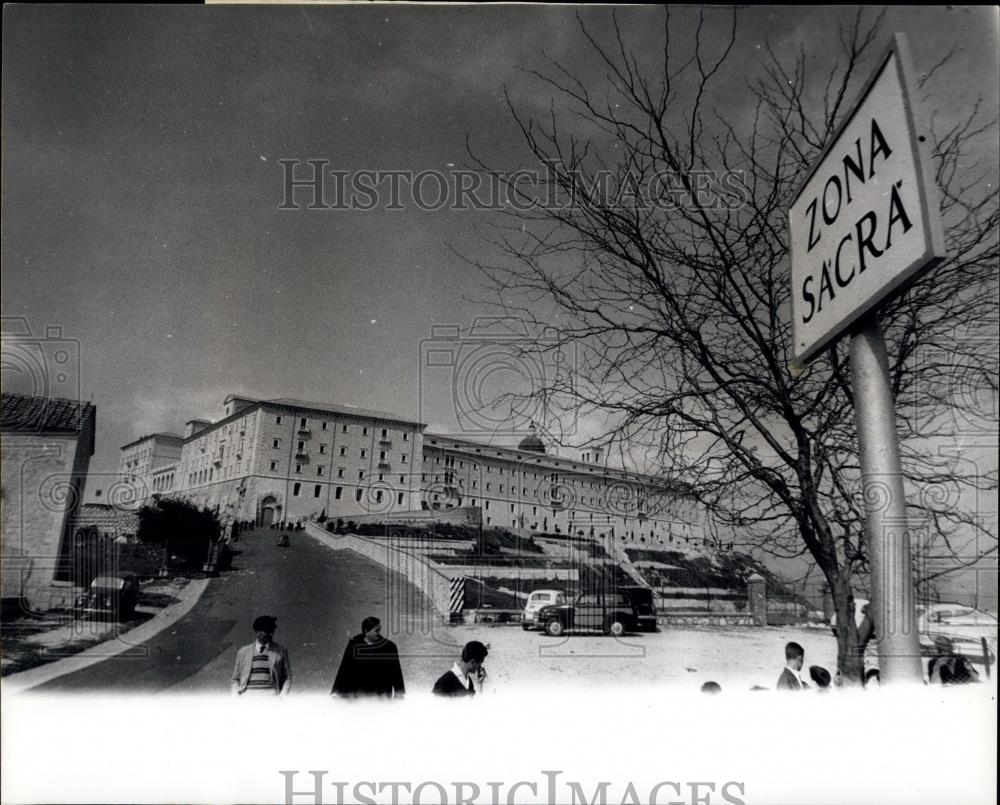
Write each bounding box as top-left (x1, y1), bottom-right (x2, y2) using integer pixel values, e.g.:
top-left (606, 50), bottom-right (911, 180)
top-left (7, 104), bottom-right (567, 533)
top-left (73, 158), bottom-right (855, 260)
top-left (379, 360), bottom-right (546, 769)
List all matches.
top-left (231, 615), bottom-right (292, 696)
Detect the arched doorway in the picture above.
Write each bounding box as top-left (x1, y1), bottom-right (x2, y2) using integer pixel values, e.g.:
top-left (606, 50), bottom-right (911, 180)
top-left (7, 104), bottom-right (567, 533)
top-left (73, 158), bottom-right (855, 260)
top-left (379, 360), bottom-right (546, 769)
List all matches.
top-left (259, 496), bottom-right (280, 526)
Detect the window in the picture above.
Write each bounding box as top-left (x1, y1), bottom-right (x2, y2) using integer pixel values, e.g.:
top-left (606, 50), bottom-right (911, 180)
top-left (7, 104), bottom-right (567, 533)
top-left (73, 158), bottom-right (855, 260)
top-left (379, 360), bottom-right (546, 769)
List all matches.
top-left (319, 444), bottom-right (326, 454)
top-left (270, 461), bottom-right (278, 471)
top-left (397, 492), bottom-right (404, 505)
top-left (363, 427), bottom-right (369, 435)
top-left (356, 489), bottom-right (363, 502)
top-left (273, 439), bottom-right (280, 448)
top-left (339, 447), bottom-right (347, 456)
top-left (381, 428), bottom-right (388, 438)
top-left (297, 441), bottom-right (305, 451)
top-left (300, 418), bottom-right (307, 428)
top-left (401, 453), bottom-right (407, 463)
top-left (321, 422), bottom-right (328, 431)
top-left (314, 485), bottom-right (322, 498)
top-left (375, 490), bottom-right (383, 503)
top-left (335, 487), bottom-right (343, 500)
top-left (359, 470), bottom-right (365, 480)
top-left (337, 468), bottom-right (345, 478)
top-left (295, 464), bottom-right (302, 473)
top-left (342, 424), bottom-right (349, 433)
top-left (276, 416), bottom-right (283, 424)
top-left (485, 501), bottom-right (490, 509)
top-left (403, 433), bottom-right (409, 441)
top-left (510, 504), bottom-right (515, 512)
top-left (293, 482), bottom-right (301, 496)
top-left (317, 466), bottom-right (324, 476)
top-left (360, 449), bottom-right (367, 459)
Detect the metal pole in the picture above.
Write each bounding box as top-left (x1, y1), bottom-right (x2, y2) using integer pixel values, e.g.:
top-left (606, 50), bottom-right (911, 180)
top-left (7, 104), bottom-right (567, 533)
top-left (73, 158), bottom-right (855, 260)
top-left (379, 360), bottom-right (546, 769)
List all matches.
top-left (849, 314), bottom-right (923, 684)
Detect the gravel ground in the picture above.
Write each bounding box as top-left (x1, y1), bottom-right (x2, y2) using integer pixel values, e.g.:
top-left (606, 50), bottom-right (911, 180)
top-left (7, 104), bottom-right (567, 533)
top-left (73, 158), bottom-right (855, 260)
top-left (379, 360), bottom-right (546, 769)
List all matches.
top-left (441, 622), bottom-right (858, 693)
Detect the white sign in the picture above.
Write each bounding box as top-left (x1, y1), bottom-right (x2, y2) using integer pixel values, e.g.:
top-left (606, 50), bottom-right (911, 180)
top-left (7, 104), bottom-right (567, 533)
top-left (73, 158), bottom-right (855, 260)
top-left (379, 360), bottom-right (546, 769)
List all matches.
top-left (788, 34), bottom-right (946, 369)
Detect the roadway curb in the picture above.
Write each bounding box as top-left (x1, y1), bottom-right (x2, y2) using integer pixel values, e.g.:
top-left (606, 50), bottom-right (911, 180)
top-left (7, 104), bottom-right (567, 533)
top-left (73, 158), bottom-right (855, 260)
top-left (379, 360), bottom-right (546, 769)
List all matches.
top-left (1, 577), bottom-right (212, 694)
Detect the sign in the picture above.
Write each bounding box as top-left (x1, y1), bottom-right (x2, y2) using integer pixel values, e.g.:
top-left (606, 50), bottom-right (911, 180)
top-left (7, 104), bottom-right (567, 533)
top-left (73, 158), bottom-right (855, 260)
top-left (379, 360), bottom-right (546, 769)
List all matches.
top-left (788, 34), bottom-right (946, 369)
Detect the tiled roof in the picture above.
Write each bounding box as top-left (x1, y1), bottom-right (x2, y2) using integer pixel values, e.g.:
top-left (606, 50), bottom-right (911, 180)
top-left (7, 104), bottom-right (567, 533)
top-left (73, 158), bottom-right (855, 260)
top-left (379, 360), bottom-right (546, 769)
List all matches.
top-left (1, 392), bottom-right (95, 434)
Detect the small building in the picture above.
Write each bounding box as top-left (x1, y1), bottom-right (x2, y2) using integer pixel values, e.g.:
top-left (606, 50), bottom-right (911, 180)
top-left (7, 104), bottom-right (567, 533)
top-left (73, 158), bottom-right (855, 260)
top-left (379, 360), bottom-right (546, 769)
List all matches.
top-left (1, 392), bottom-right (96, 612)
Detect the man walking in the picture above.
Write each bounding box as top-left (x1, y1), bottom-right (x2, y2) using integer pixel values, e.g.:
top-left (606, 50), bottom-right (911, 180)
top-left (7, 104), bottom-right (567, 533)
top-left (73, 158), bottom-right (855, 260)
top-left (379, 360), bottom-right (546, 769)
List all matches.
top-left (432, 640), bottom-right (489, 697)
top-left (331, 616), bottom-right (406, 698)
top-left (776, 641), bottom-right (809, 690)
top-left (231, 615), bottom-right (292, 697)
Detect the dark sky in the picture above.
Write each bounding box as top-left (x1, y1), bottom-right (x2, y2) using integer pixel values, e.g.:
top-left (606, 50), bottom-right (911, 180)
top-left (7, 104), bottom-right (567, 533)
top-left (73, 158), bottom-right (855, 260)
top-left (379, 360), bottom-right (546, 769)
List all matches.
top-left (2, 5), bottom-right (997, 490)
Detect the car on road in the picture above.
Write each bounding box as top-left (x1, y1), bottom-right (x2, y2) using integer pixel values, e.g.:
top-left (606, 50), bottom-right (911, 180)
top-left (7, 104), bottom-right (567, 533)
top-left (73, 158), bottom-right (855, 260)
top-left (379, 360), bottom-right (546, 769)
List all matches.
top-left (521, 589), bottom-right (567, 630)
top-left (278, 534), bottom-right (290, 547)
top-left (74, 573), bottom-right (139, 621)
top-left (538, 590), bottom-right (639, 637)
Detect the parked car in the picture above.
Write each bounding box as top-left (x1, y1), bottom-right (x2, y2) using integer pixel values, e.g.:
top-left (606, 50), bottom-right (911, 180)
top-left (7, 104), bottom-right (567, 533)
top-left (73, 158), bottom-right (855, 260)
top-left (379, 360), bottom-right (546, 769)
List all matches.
top-left (75, 573), bottom-right (139, 621)
top-left (538, 591), bottom-right (639, 637)
top-left (832, 599), bottom-right (996, 672)
top-left (521, 589), bottom-right (567, 630)
top-left (620, 585), bottom-right (658, 631)
top-left (918, 603), bottom-right (997, 672)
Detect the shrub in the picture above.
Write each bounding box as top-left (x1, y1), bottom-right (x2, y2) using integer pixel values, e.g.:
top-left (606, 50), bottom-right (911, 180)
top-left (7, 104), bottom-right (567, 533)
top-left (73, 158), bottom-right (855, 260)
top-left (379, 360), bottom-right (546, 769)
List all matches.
top-left (137, 498), bottom-right (221, 568)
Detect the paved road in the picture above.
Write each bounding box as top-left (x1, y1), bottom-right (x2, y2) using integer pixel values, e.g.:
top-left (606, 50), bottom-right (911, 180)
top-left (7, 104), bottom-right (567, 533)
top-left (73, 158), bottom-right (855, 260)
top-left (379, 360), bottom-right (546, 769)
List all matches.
top-left (31, 528), bottom-right (463, 693)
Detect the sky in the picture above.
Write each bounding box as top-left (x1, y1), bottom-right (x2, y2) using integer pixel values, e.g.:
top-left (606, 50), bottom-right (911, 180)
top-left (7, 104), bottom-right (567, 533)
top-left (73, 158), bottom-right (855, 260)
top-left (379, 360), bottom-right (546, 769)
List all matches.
top-left (2, 4), bottom-right (998, 611)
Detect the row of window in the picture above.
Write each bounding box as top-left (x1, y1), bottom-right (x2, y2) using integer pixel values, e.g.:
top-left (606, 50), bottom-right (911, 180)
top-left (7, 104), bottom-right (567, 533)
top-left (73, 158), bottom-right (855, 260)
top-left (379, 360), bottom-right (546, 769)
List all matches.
top-left (274, 415), bottom-right (411, 443)
top-left (270, 439), bottom-right (408, 464)
top-left (290, 483), bottom-right (407, 506)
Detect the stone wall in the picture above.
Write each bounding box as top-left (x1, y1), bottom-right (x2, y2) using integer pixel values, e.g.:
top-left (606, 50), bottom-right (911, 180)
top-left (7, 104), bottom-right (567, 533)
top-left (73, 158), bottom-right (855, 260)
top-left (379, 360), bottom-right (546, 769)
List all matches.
top-left (303, 522), bottom-right (452, 621)
top-left (1, 426), bottom-right (93, 611)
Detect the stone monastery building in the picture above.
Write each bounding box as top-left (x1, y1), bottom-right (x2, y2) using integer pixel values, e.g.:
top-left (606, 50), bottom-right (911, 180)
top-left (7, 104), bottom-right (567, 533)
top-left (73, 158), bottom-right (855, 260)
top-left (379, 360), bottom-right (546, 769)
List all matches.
top-left (120, 395), bottom-right (703, 547)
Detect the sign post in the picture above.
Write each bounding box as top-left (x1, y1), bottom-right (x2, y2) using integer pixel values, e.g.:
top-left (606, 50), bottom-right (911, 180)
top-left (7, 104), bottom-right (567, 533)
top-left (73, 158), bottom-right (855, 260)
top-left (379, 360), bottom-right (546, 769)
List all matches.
top-left (788, 34), bottom-right (947, 683)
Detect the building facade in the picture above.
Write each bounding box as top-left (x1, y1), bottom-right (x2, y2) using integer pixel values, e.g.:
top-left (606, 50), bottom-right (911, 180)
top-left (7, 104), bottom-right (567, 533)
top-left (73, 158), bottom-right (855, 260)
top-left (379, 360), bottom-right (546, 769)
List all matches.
top-left (121, 395), bottom-right (704, 548)
top-left (1, 392), bottom-right (96, 611)
top-left (119, 432), bottom-right (184, 496)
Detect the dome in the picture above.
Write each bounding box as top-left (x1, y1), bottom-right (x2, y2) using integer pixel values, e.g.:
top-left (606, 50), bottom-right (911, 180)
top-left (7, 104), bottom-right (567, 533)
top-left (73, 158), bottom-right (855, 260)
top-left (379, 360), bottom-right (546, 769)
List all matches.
top-left (518, 424), bottom-right (546, 453)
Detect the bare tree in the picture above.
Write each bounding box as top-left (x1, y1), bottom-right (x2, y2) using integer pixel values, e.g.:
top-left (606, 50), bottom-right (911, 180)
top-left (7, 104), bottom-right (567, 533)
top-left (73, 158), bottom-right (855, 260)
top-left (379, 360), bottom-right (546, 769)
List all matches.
top-left (465, 8), bottom-right (998, 682)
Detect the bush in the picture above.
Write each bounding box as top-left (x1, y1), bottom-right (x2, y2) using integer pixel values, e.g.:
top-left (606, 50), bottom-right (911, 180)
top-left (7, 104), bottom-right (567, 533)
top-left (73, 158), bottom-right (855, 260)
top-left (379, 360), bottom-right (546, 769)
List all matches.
top-left (137, 498), bottom-right (221, 569)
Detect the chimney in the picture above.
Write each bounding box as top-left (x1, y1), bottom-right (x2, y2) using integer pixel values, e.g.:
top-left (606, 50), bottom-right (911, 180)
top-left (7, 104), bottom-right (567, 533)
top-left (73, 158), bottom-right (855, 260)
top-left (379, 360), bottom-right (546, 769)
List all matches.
top-left (185, 419), bottom-right (211, 438)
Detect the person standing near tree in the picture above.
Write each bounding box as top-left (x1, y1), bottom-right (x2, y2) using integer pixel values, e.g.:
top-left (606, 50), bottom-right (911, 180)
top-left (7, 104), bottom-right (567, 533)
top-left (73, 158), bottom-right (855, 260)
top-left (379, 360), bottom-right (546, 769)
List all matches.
top-left (776, 642), bottom-right (809, 691)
